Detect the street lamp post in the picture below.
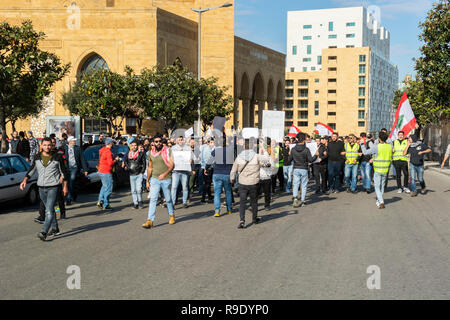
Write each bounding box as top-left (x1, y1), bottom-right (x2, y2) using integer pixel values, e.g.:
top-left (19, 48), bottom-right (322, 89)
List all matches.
top-left (191, 3), bottom-right (232, 136)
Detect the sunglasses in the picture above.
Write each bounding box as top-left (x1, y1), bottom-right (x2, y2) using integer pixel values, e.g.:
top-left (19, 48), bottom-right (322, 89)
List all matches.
top-left (154, 140), bottom-right (162, 143)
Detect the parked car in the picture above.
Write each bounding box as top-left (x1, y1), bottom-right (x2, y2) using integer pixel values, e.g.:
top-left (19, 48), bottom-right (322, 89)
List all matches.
top-left (82, 133), bottom-right (101, 144)
top-left (83, 145), bottom-right (130, 189)
top-left (0, 154), bottom-right (39, 204)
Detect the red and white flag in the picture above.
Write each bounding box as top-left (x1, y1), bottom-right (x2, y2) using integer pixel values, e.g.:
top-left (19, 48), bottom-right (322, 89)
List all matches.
top-left (390, 92), bottom-right (416, 140)
top-left (288, 124), bottom-right (301, 137)
top-left (314, 122), bottom-right (334, 137)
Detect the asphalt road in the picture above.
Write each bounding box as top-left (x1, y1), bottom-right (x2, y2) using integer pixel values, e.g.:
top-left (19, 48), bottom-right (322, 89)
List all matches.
top-left (1, 170), bottom-right (449, 300)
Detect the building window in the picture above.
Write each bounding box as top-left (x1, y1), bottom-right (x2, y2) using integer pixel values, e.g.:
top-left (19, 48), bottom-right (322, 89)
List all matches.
top-left (285, 121), bottom-right (293, 127)
top-left (299, 89), bottom-right (308, 97)
top-left (328, 123), bottom-right (336, 130)
top-left (303, 36), bottom-right (312, 40)
top-left (286, 89), bottom-right (294, 98)
top-left (328, 90), bottom-right (337, 94)
top-left (359, 55), bottom-right (366, 62)
top-left (346, 34), bottom-right (355, 38)
top-left (328, 101), bottom-right (337, 105)
top-left (359, 87), bottom-right (366, 96)
top-left (303, 58), bottom-right (311, 62)
top-left (314, 101), bottom-right (319, 116)
top-left (299, 79), bottom-right (309, 86)
top-left (317, 56), bottom-right (322, 65)
top-left (290, 67), bottom-right (295, 72)
top-left (359, 76), bottom-right (366, 85)
top-left (292, 45), bottom-right (297, 55)
top-left (298, 121), bottom-right (308, 127)
top-left (286, 111), bottom-right (294, 119)
top-left (359, 99), bottom-right (365, 108)
top-left (358, 110), bottom-right (365, 119)
top-left (299, 100), bottom-right (308, 108)
top-left (314, 90), bottom-right (319, 94)
top-left (285, 100), bottom-right (294, 108)
top-left (328, 56), bottom-right (337, 60)
top-left (346, 45), bottom-right (355, 48)
top-left (307, 45), bottom-right (312, 54)
top-left (315, 79), bottom-right (319, 83)
top-left (328, 34), bottom-right (337, 39)
top-left (359, 64), bottom-right (366, 74)
top-left (346, 22), bottom-right (356, 27)
top-left (328, 67), bottom-right (337, 71)
top-left (106, 0), bottom-right (115, 7)
top-left (328, 46), bottom-right (337, 48)
top-left (328, 78), bottom-right (337, 83)
top-left (286, 80), bottom-right (294, 87)
top-left (84, 118), bottom-right (109, 133)
top-left (311, 67), bottom-right (316, 71)
top-left (80, 54), bottom-right (109, 75)
top-left (299, 111), bottom-right (308, 119)
top-left (358, 121), bottom-right (365, 127)
top-left (303, 25), bottom-right (312, 29)
top-left (329, 21), bottom-right (334, 31)
top-left (328, 112), bottom-right (336, 116)
top-left (303, 67), bottom-right (307, 72)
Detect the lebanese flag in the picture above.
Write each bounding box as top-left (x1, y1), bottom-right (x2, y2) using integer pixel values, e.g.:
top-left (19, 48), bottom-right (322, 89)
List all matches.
top-left (314, 122), bottom-right (334, 136)
top-left (389, 92), bottom-right (416, 140)
top-left (288, 124), bottom-right (301, 137)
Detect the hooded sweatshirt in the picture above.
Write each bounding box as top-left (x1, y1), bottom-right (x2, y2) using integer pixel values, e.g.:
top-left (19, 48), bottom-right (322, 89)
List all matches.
top-left (230, 149), bottom-right (261, 186)
top-left (288, 144), bottom-right (318, 170)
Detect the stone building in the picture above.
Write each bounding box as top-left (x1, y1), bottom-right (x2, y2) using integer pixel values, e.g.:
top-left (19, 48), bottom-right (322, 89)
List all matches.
top-left (0, 0), bottom-right (285, 137)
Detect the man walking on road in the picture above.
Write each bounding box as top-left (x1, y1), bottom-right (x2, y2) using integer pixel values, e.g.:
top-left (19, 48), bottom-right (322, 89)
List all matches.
top-left (27, 131), bottom-right (40, 163)
top-left (64, 136), bottom-right (88, 205)
top-left (20, 137), bottom-right (68, 241)
top-left (171, 136), bottom-right (193, 208)
top-left (361, 131), bottom-right (392, 209)
top-left (123, 139), bottom-right (147, 209)
top-left (404, 135), bottom-right (432, 197)
top-left (359, 133), bottom-right (374, 194)
top-left (342, 134), bottom-right (362, 194)
top-left (142, 135), bottom-right (175, 229)
top-left (97, 138), bottom-right (118, 211)
top-left (327, 133), bottom-right (345, 194)
top-left (392, 131), bottom-right (411, 194)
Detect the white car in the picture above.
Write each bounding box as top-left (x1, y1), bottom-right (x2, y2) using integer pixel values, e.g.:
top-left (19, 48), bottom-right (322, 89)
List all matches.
top-left (0, 154), bottom-right (39, 204)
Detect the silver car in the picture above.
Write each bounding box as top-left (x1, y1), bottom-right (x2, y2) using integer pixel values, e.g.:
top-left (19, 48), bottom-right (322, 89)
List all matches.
top-left (0, 154), bottom-right (39, 204)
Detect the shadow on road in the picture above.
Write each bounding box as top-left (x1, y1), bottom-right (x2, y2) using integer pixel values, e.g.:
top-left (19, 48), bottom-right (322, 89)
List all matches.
top-left (47, 219), bottom-right (132, 241)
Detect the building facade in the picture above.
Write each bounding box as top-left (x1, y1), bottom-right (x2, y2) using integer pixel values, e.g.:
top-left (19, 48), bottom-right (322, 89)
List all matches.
top-left (285, 6), bottom-right (398, 135)
top-left (0, 0), bottom-right (285, 137)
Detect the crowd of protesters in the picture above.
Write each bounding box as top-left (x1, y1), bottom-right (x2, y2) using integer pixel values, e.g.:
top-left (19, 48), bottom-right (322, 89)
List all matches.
top-left (0, 123), bottom-right (446, 241)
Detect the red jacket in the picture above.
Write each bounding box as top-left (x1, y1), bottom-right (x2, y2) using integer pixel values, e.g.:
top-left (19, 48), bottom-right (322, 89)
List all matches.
top-left (98, 147), bottom-right (115, 174)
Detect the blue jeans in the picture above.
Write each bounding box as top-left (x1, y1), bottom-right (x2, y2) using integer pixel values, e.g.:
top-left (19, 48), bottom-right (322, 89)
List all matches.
top-left (171, 171), bottom-right (189, 205)
top-left (373, 172), bottom-right (387, 204)
top-left (328, 161), bottom-right (342, 191)
top-left (66, 167), bottom-right (78, 202)
top-left (39, 186), bottom-right (59, 234)
top-left (213, 174), bottom-right (233, 212)
top-left (292, 168), bottom-right (309, 201)
top-left (360, 162), bottom-right (372, 190)
top-left (98, 173), bottom-right (113, 208)
top-left (283, 165), bottom-right (293, 192)
top-left (198, 167), bottom-right (205, 195)
top-left (409, 163), bottom-right (425, 193)
top-left (130, 174), bottom-right (143, 205)
top-left (344, 164), bottom-right (358, 191)
top-left (148, 178), bottom-right (174, 221)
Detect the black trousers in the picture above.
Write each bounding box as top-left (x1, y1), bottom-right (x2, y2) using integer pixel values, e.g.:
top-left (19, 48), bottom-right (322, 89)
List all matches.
top-left (259, 179), bottom-right (271, 207)
top-left (312, 163), bottom-right (321, 190)
top-left (239, 184), bottom-right (259, 222)
top-left (393, 160), bottom-right (409, 189)
top-left (319, 163), bottom-right (328, 191)
top-left (201, 169), bottom-right (213, 201)
top-left (271, 167), bottom-right (285, 192)
top-left (39, 185), bottom-right (65, 220)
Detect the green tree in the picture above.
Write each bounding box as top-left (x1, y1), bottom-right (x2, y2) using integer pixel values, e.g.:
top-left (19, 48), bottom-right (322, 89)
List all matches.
top-left (413, 0), bottom-right (450, 122)
top-left (0, 20), bottom-right (70, 135)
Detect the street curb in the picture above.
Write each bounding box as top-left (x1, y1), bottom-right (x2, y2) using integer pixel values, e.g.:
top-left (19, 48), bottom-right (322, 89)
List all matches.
top-left (424, 162), bottom-right (450, 177)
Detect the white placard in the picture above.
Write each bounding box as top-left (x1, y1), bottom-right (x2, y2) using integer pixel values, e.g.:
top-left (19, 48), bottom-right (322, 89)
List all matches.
top-left (262, 110), bottom-right (285, 142)
top-left (290, 143), bottom-right (296, 151)
top-left (242, 128), bottom-right (259, 139)
top-left (306, 142), bottom-right (319, 163)
top-left (184, 127), bottom-right (193, 138)
top-left (172, 151), bottom-right (192, 171)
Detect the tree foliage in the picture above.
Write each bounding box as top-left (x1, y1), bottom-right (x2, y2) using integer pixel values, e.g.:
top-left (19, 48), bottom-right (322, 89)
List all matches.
top-left (0, 20), bottom-right (70, 135)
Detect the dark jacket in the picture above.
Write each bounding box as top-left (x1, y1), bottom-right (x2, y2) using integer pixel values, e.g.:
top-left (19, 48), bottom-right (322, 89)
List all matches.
top-left (123, 151), bottom-right (147, 176)
top-left (17, 139), bottom-right (30, 159)
top-left (288, 144), bottom-right (318, 170)
top-left (10, 138), bottom-right (19, 154)
top-left (282, 146), bottom-right (292, 166)
top-left (360, 140), bottom-right (374, 162)
top-left (318, 144), bottom-right (328, 165)
top-left (64, 145), bottom-right (88, 173)
top-left (327, 140), bottom-right (345, 162)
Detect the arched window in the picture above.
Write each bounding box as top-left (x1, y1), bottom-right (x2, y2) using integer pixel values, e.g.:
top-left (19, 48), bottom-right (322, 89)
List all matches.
top-left (80, 54), bottom-right (109, 75)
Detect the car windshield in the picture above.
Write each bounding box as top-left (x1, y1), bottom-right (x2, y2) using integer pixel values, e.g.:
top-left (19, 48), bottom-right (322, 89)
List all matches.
top-left (83, 145), bottom-right (130, 161)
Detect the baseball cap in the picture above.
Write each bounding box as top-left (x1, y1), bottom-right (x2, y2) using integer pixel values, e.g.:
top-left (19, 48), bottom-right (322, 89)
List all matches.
top-left (105, 138), bottom-right (114, 145)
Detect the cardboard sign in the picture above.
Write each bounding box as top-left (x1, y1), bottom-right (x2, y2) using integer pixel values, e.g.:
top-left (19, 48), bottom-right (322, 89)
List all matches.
top-left (172, 151), bottom-right (192, 171)
top-left (262, 110), bottom-right (285, 142)
top-left (184, 127), bottom-right (194, 138)
top-left (242, 128), bottom-right (259, 139)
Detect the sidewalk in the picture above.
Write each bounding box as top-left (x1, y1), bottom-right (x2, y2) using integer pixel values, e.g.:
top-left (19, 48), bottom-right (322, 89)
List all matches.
top-left (424, 161), bottom-right (450, 177)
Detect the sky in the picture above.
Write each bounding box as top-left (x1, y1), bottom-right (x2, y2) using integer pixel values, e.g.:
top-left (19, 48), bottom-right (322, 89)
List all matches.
top-left (235, 0), bottom-right (435, 81)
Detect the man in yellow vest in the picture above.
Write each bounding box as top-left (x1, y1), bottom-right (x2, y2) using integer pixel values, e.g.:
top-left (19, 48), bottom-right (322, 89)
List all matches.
top-left (392, 131), bottom-right (411, 194)
top-left (341, 134), bottom-right (362, 194)
top-left (361, 131), bottom-right (392, 209)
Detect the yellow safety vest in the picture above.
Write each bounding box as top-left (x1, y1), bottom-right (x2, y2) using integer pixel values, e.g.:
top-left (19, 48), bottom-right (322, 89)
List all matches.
top-left (345, 143), bottom-right (360, 165)
top-left (393, 139), bottom-right (409, 162)
top-left (373, 143), bottom-right (392, 174)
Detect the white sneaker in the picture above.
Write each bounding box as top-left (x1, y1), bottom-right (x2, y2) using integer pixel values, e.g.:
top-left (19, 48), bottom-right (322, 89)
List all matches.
top-left (376, 200), bottom-right (380, 208)
top-left (147, 193), bottom-right (151, 199)
top-left (403, 188), bottom-right (411, 194)
top-left (397, 188), bottom-right (403, 194)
